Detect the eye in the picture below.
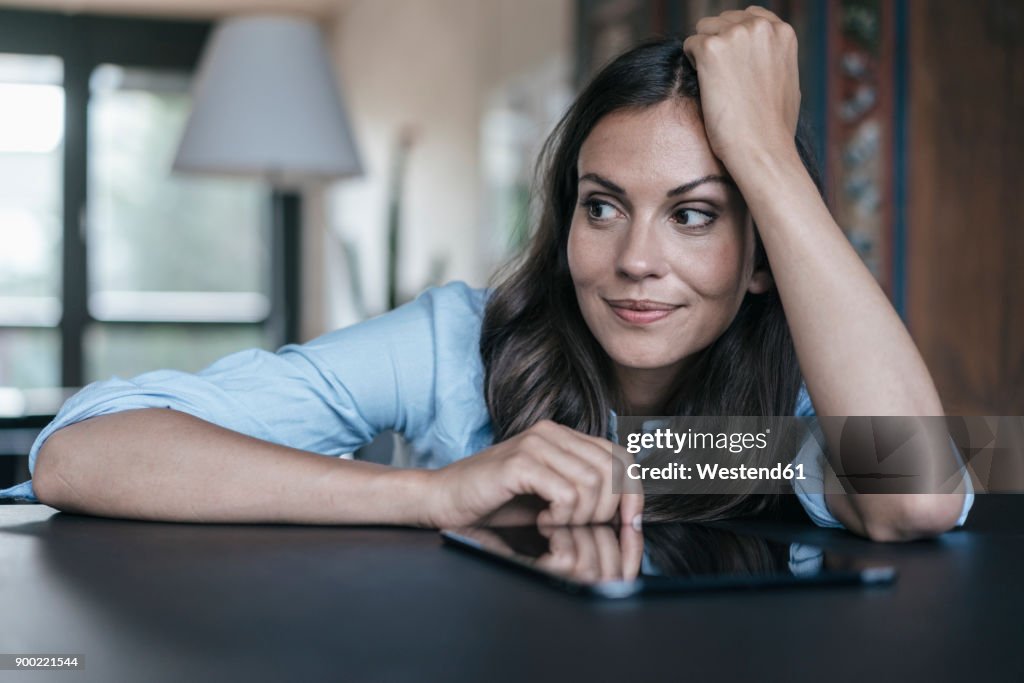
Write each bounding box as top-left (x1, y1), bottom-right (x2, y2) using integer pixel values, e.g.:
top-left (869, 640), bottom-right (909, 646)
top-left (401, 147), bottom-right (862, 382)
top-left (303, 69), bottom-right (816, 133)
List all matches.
top-left (581, 198), bottom-right (621, 222)
top-left (672, 208), bottom-right (716, 229)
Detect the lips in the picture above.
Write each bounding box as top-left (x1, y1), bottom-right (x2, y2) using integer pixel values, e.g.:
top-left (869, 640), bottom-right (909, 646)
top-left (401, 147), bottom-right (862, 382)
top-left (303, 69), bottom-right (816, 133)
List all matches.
top-left (605, 298), bottom-right (682, 325)
top-left (605, 299), bottom-right (679, 311)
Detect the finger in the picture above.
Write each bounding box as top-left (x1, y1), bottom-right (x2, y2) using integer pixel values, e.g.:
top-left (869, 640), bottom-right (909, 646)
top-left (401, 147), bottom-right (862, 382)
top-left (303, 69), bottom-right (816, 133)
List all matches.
top-left (592, 525), bottom-right (623, 581)
top-left (533, 419), bottom-right (612, 452)
top-left (718, 9), bottom-right (753, 25)
top-left (528, 439), bottom-right (601, 525)
top-left (513, 459), bottom-right (579, 526)
top-left (540, 425), bottom-right (640, 526)
top-left (535, 528), bottom-right (577, 575)
top-left (611, 442), bottom-right (642, 492)
top-left (546, 527), bottom-right (575, 553)
top-left (570, 527), bottom-right (601, 583)
top-left (536, 425), bottom-right (618, 523)
top-left (612, 442), bottom-right (645, 530)
top-left (745, 5), bottom-right (783, 23)
top-left (561, 437), bottom-right (641, 527)
top-left (618, 519), bottom-right (645, 581)
top-left (682, 34), bottom-right (702, 69)
top-left (618, 486), bottom-right (645, 532)
top-left (695, 16), bottom-right (730, 35)
top-left (540, 526), bottom-right (578, 561)
top-left (559, 445), bottom-right (618, 524)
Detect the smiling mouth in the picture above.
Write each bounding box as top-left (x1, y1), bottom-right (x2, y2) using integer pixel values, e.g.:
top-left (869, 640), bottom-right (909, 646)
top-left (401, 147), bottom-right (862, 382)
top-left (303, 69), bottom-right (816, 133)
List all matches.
top-left (604, 299), bottom-right (682, 325)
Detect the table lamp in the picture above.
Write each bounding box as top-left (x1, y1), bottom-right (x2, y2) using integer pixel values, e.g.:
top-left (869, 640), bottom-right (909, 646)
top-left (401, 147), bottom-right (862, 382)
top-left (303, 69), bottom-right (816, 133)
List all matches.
top-left (173, 15), bottom-right (362, 344)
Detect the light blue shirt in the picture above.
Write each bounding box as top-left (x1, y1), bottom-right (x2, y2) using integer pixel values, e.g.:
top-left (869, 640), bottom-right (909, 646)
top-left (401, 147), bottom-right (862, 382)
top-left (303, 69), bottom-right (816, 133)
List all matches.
top-left (0, 281), bottom-right (973, 529)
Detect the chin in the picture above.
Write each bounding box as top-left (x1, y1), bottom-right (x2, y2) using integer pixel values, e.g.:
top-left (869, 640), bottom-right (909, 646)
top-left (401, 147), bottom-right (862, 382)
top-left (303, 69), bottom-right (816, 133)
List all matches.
top-left (608, 348), bottom-right (686, 372)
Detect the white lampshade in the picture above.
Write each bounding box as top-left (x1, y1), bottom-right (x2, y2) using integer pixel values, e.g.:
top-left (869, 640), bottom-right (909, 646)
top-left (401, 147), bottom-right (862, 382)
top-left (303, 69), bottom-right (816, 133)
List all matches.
top-left (173, 15), bottom-right (362, 186)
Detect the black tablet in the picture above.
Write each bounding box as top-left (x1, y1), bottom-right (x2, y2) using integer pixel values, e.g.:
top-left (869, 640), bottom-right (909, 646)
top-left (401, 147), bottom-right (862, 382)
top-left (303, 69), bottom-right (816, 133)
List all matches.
top-left (441, 523), bottom-right (897, 598)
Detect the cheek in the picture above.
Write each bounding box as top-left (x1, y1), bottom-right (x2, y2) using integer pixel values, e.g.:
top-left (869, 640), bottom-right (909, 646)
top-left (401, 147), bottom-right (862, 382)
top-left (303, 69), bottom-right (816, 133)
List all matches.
top-left (566, 222), bottom-right (605, 288)
top-left (681, 231), bottom-right (751, 299)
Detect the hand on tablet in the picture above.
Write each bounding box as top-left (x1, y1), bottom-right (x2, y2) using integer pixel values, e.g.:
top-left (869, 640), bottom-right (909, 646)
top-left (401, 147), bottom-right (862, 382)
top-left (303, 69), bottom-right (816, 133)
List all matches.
top-left (423, 420), bottom-right (644, 528)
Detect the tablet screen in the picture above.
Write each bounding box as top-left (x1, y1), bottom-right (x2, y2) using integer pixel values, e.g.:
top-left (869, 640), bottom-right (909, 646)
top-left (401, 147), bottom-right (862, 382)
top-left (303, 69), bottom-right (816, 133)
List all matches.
top-left (441, 523), bottom-right (896, 598)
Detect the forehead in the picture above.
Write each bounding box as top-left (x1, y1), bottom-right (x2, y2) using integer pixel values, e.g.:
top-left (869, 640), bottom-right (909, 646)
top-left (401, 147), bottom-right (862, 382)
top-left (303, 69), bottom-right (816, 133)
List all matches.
top-left (577, 99), bottom-right (728, 185)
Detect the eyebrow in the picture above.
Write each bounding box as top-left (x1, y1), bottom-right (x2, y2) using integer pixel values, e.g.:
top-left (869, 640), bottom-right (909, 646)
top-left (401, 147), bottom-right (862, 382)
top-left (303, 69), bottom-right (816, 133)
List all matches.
top-left (578, 172), bottom-right (736, 197)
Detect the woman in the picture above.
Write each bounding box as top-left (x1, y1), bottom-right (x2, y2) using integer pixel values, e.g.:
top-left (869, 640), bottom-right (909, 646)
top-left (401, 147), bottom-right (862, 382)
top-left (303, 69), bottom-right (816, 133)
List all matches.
top-left (9, 7), bottom-right (968, 541)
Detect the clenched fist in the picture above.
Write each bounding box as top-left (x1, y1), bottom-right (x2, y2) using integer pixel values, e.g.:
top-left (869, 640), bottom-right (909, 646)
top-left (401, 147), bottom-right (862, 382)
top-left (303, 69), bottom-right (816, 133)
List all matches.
top-left (683, 5), bottom-right (801, 168)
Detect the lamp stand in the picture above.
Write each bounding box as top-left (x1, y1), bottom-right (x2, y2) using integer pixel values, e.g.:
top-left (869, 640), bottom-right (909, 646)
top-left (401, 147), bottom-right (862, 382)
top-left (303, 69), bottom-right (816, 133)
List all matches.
top-left (272, 190), bottom-right (302, 346)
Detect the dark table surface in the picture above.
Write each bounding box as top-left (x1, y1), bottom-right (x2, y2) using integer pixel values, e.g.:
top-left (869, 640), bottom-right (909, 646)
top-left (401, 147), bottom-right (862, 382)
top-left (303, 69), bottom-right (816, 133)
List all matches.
top-left (2, 498), bottom-right (1023, 683)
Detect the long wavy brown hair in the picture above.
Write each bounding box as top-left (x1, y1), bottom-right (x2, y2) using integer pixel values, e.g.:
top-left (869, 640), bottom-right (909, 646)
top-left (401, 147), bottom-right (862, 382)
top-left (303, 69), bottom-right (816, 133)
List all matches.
top-left (480, 38), bottom-right (824, 522)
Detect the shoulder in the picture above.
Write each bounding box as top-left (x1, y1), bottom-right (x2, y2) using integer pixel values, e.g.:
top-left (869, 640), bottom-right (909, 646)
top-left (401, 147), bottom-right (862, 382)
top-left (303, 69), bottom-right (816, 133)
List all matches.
top-left (410, 282), bottom-right (491, 372)
top-left (294, 281), bottom-right (493, 397)
top-left (411, 281), bottom-right (492, 398)
top-left (413, 281), bottom-right (490, 337)
top-left (319, 282), bottom-right (494, 461)
top-left (391, 281), bottom-right (491, 352)
top-left (410, 283), bottom-right (495, 459)
top-left (300, 281), bottom-right (490, 357)
top-left (418, 280), bottom-right (490, 315)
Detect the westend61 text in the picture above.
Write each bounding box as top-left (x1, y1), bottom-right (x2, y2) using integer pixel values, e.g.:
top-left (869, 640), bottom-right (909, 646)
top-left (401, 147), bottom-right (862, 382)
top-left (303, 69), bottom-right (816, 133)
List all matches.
top-left (626, 462), bottom-right (806, 481)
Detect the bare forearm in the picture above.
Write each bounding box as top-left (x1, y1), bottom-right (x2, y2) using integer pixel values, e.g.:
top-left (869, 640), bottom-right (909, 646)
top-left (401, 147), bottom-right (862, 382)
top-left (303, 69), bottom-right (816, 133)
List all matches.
top-left (33, 409), bottom-right (430, 525)
top-left (683, 6), bottom-right (957, 539)
top-left (730, 146), bottom-right (943, 417)
top-left (728, 147), bottom-right (960, 538)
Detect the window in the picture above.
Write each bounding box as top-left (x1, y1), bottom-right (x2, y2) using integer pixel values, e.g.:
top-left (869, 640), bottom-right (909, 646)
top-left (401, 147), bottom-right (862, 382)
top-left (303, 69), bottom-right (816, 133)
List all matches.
top-left (85, 64), bottom-right (272, 381)
top-left (0, 10), bottom-right (286, 391)
top-left (0, 53), bottom-right (63, 388)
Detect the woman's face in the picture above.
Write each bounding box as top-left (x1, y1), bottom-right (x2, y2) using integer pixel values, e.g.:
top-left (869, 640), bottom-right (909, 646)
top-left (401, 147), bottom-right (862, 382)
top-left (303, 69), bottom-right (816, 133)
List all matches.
top-left (567, 99), bottom-right (770, 385)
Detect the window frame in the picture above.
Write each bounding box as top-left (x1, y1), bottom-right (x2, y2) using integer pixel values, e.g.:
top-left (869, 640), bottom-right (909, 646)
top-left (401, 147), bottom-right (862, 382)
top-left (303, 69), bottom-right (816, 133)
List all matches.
top-left (0, 8), bottom-right (292, 387)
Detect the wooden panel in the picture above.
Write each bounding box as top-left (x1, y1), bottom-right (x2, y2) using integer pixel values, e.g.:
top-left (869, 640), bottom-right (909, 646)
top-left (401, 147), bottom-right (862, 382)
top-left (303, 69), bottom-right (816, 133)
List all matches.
top-left (825, 0), bottom-right (896, 294)
top-left (907, 0), bottom-right (1024, 414)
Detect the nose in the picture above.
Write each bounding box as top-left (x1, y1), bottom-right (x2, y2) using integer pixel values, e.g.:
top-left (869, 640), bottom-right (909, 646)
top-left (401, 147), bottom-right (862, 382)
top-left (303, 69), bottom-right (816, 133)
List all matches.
top-left (615, 219), bottom-right (669, 281)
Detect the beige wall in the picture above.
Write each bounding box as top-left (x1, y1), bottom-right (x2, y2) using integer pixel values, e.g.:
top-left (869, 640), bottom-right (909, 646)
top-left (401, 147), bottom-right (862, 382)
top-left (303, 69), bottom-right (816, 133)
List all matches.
top-left (316, 0), bottom-right (573, 332)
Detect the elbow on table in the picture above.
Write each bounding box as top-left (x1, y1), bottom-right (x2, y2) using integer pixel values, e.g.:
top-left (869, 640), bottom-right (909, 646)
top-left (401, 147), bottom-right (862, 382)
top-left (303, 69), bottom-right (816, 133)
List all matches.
top-left (32, 429), bottom-right (81, 511)
top-left (860, 493), bottom-right (965, 542)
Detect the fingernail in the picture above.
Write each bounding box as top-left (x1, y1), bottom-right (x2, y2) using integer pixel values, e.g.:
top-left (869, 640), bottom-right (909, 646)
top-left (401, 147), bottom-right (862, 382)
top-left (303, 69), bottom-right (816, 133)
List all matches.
top-left (632, 514), bottom-right (643, 531)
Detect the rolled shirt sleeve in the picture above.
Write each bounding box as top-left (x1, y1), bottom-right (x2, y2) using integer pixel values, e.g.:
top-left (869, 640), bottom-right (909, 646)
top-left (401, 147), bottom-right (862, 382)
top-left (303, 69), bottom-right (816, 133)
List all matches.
top-left (0, 282), bottom-right (489, 502)
top-left (791, 388), bottom-right (974, 529)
